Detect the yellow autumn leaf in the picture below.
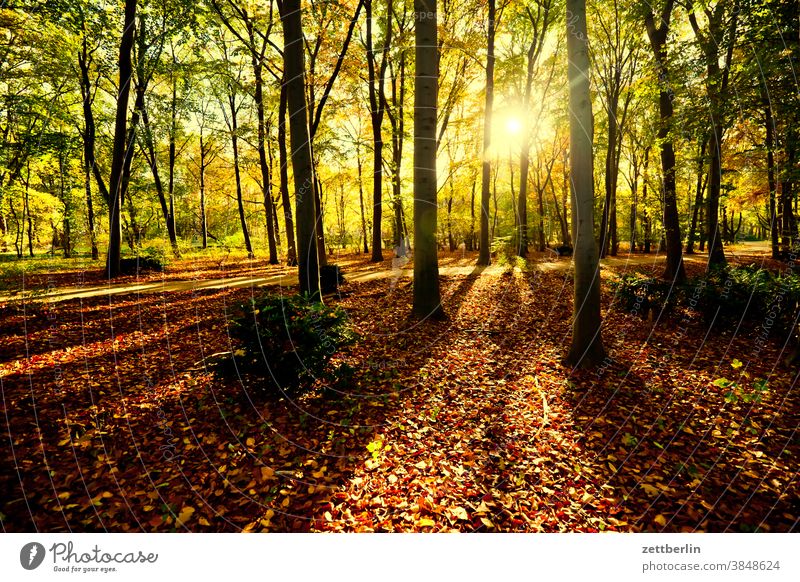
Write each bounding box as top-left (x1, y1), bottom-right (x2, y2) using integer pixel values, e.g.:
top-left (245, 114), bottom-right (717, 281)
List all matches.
top-left (176, 506), bottom-right (195, 525)
top-left (450, 506), bottom-right (469, 521)
top-left (640, 483), bottom-right (660, 497)
top-left (246, 437), bottom-right (255, 447)
top-left (418, 518), bottom-right (435, 527)
top-left (654, 514), bottom-right (667, 526)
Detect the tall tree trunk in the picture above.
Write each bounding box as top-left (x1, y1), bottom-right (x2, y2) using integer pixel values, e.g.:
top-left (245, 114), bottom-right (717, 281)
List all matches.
top-left (249, 30), bottom-right (278, 264)
top-left (468, 176), bottom-right (476, 250)
top-left (357, 145), bottom-right (369, 253)
top-left (629, 176), bottom-right (637, 252)
top-left (686, 134), bottom-right (708, 254)
top-left (367, 0), bottom-right (390, 262)
top-left (766, 102), bottom-right (779, 259)
top-left (706, 118), bottom-right (726, 266)
top-left (199, 133), bottom-right (208, 250)
top-left (411, 0), bottom-right (443, 319)
top-left (644, 0), bottom-right (685, 281)
top-left (688, 5), bottom-right (738, 268)
top-left (643, 147), bottom-right (651, 253)
top-left (782, 133), bottom-right (797, 253)
top-left (599, 103), bottom-right (618, 258)
top-left (282, 0), bottom-right (320, 297)
top-left (78, 36), bottom-right (110, 206)
top-left (24, 163), bottom-right (33, 257)
top-left (59, 154), bottom-right (71, 258)
top-left (141, 104), bottom-right (179, 254)
top-left (565, 0), bottom-right (605, 367)
top-left (478, 0), bottom-right (496, 266)
top-left (278, 83), bottom-right (297, 266)
top-left (389, 45), bottom-right (406, 249)
top-left (537, 177), bottom-right (546, 252)
top-left (167, 77), bottom-right (181, 257)
top-left (517, 44), bottom-right (539, 257)
top-left (228, 93), bottom-right (253, 259)
top-left (447, 180), bottom-right (455, 251)
top-left (106, 0), bottom-right (137, 278)
top-left (84, 153), bottom-right (99, 260)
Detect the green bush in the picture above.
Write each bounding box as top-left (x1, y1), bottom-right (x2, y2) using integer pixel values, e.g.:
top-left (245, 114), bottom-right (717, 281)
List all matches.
top-left (610, 272), bottom-right (676, 317)
top-left (226, 292), bottom-right (357, 397)
top-left (613, 265), bottom-right (800, 338)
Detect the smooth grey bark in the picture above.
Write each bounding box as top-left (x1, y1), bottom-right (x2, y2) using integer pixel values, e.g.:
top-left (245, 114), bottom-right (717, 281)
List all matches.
top-left (411, 0), bottom-right (443, 319)
top-left (565, 0), bottom-right (606, 367)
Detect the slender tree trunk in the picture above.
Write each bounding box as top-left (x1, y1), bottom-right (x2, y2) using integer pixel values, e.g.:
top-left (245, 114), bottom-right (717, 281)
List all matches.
top-left (389, 46), bottom-right (406, 249)
top-left (537, 181), bottom-right (545, 252)
top-left (199, 132), bottom-right (208, 249)
top-left (59, 155), bottom-right (71, 258)
top-left (643, 147), bottom-right (651, 253)
top-left (366, 0), bottom-right (390, 262)
top-left (565, 0), bottom-right (605, 367)
top-left (517, 38), bottom-right (540, 258)
top-left (167, 78), bottom-right (181, 257)
top-left (141, 104), bottom-right (179, 254)
top-left (644, 1), bottom-right (685, 281)
top-left (765, 104), bottom-right (779, 258)
top-left (228, 93), bottom-right (253, 258)
top-left (282, 0), bottom-right (320, 297)
top-left (782, 128), bottom-right (798, 253)
top-left (468, 176), bottom-right (476, 250)
top-left (249, 37), bottom-right (278, 264)
top-left (599, 105), bottom-right (617, 258)
top-left (78, 38), bottom-right (110, 205)
top-left (447, 180), bottom-right (455, 251)
top-left (84, 153), bottom-right (99, 260)
top-left (411, 0), bottom-right (443, 319)
top-left (686, 134), bottom-right (708, 254)
top-left (278, 83), bottom-right (298, 266)
top-left (478, 0), bottom-right (496, 266)
top-left (706, 119), bottom-right (726, 266)
top-left (357, 145), bottom-right (369, 253)
top-left (106, 0), bottom-right (137, 278)
top-left (24, 163), bottom-right (33, 257)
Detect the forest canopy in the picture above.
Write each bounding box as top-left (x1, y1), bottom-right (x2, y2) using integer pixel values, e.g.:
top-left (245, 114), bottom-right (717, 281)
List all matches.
top-left (2, 0), bottom-right (796, 276)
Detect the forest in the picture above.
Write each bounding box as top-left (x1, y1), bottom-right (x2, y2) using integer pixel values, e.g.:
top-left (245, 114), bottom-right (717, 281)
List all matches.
top-left (1, 0), bottom-right (799, 533)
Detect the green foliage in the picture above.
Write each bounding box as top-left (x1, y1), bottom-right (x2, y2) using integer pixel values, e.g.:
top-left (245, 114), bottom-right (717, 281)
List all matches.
top-left (614, 265), bottom-right (800, 337)
top-left (610, 273), bottom-right (676, 316)
top-left (227, 293), bottom-right (357, 398)
top-left (697, 265), bottom-right (800, 331)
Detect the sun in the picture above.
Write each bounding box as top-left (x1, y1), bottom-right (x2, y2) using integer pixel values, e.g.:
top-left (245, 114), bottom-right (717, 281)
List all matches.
top-left (505, 117), bottom-right (522, 136)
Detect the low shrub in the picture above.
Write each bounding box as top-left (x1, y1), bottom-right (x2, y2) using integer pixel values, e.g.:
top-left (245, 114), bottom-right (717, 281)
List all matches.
top-left (611, 272), bottom-right (677, 318)
top-left (613, 265), bottom-right (800, 339)
top-left (118, 246), bottom-right (167, 275)
top-left (225, 292), bottom-right (357, 398)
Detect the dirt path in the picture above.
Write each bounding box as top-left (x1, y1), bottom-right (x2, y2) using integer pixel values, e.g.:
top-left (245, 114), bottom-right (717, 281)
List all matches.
top-left (0, 242), bottom-right (773, 303)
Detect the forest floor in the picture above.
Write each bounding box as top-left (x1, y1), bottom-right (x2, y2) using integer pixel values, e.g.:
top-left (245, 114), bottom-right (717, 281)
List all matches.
top-left (1, 242), bottom-right (798, 532)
